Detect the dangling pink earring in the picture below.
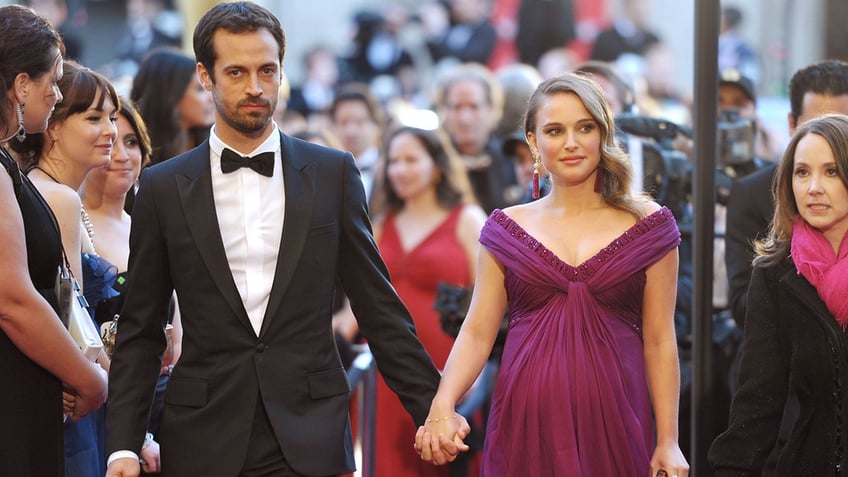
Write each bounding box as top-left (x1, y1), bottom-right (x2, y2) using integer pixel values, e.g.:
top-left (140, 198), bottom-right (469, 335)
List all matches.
top-left (593, 169), bottom-right (603, 193)
top-left (532, 152), bottom-right (541, 199)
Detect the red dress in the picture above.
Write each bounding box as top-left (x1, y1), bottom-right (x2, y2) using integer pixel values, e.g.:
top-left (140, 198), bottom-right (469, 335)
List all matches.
top-left (374, 206), bottom-right (471, 477)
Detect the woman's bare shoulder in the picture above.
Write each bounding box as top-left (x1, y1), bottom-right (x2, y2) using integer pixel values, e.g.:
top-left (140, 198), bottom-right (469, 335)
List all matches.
top-left (459, 203), bottom-right (487, 227)
top-left (635, 199), bottom-right (662, 218)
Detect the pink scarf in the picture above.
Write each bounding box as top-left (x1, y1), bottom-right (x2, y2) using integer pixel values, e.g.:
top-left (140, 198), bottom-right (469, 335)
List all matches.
top-left (791, 219), bottom-right (848, 329)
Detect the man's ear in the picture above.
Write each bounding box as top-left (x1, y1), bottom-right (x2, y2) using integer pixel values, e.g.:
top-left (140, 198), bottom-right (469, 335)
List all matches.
top-left (197, 62), bottom-right (212, 92)
top-left (787, 111), bottom-right (797, 135)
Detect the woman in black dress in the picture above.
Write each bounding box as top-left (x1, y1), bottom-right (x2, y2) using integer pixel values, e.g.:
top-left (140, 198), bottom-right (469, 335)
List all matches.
top-left (0, 5), bottom-right (107, 475)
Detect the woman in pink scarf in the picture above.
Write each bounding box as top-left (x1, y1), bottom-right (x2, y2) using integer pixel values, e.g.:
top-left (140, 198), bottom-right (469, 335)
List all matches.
top-left (710, 113), bottom-right (848, 476)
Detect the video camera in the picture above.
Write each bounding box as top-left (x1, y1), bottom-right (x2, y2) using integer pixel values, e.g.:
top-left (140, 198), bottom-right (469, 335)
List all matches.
top-left (616, 110), bottom-right (763, 217)
top-left (615, 114), bottom-right (693, 221)
top-left (717, 108), bottom-right (756, 168)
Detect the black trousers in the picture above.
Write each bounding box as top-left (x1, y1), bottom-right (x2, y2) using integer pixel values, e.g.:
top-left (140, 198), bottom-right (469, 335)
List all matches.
top-left (240, 396), bottom-right (336, 477)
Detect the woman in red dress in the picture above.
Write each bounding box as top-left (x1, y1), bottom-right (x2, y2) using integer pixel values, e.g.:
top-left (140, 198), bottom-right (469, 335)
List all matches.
top-left (373, 126), bottom-right (485, 477)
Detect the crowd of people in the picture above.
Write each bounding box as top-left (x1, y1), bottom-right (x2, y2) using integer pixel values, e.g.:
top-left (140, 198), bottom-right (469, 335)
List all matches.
top-left (3, 1), bottom-right (848, 476)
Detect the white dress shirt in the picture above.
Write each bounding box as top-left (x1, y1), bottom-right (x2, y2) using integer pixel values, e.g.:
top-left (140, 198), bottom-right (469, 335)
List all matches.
top-left (209, 125), bottom-right (285, 335)
top-left (107, 125), bottom-right (285, 467)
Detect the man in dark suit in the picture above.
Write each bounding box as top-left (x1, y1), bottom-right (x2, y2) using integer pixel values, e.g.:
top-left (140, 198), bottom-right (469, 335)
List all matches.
top-left (105, 3), bottom-right (462, 476)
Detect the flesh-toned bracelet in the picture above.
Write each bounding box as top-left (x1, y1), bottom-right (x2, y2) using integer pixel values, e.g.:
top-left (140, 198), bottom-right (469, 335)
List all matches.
top-left (425, 414), bottom-right (455, 423)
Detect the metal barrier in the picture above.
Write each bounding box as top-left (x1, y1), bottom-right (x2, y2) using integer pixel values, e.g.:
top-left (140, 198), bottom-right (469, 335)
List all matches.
top-left (346, 344), bottom-right (377, 477)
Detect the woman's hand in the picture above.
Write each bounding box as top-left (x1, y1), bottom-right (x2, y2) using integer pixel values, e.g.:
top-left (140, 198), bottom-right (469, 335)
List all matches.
top-left (414, 412), bottom-right (470, 465)
top-left (62, 388), bottom-right (76, 418)
top-left (649, 441), bottom-right (689, 477)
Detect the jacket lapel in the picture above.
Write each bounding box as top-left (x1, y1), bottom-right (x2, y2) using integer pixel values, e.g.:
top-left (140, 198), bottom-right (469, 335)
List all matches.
top-left (176, 143), bottom-right (253, 334)
top-left (259, 134), bottom-right (316, 336)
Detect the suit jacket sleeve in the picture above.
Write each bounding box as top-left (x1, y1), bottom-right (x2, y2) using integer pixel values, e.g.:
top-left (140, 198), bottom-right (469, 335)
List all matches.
top-left (725, 173), bottom-right (768, 328)
top-left (105, 167), bottom-right (173, 455)
top-left (709, 264), bottom-right (788, 475)
top-left (334, 152), bottom-right (440, 425)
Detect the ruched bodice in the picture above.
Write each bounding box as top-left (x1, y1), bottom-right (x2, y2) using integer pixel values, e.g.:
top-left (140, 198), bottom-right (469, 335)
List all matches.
top-left (479, 207), bottom-right (681, 476)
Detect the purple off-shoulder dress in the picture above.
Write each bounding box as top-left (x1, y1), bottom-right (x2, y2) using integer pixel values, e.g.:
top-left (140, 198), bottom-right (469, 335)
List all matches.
top-left (479, 207), bottom-right (681, 476)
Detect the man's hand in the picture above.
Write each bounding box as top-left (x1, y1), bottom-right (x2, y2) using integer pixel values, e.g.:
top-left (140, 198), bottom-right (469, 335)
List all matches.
top-left (106, 456), bottom-right (141, 477)
top-left (139, 438), bottom-right (162, 474)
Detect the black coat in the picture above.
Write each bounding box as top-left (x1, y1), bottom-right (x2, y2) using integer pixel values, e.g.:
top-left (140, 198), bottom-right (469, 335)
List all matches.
top-left (709, 257), bottom-right (848, 476)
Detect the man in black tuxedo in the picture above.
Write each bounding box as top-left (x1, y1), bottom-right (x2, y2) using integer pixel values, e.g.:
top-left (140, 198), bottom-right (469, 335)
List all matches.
top-left (105, 3), bottom-right (460, 476)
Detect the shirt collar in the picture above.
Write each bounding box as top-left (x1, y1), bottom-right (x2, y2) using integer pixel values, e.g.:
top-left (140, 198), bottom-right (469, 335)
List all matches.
top-left (209, 122), bottom-right (281, 160)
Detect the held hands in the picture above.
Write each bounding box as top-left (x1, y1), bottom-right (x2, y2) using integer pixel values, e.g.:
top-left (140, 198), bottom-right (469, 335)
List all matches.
top-left (414, 412), bottom-right (471, 465)
top-left (65, 361), bottom-right (108, 422)
top-left (649, 441), bottom-right (690, 477)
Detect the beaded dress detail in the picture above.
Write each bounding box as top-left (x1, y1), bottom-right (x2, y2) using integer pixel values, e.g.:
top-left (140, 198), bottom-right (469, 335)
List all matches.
top-left (478, 207), bottom-right (680, 476)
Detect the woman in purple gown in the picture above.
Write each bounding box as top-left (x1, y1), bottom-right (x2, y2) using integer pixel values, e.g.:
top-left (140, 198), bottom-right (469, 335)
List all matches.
top-left (415, 73), bottom-right (690, 476)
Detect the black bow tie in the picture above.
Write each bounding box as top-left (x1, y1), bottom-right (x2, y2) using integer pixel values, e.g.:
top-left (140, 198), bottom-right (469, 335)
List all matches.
top-left (220, 148), bottom-right (274, 177)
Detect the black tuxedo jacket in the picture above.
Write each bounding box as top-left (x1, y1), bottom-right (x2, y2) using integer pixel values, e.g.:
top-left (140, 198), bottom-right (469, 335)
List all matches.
top-left (106, 133), bottom-right (440, 476)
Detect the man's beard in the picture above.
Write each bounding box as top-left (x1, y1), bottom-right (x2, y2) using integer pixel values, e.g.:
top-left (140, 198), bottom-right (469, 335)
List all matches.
top-left (215, 94), bottom-right (276, 134)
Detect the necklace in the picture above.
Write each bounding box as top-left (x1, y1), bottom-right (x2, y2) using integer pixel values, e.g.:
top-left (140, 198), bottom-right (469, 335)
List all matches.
top-left (34, 165), bottom-right (62, 184)
top-left (80, 206), bottom-right (96, 252)
top-left (35, 165), bottom-right (97, 253)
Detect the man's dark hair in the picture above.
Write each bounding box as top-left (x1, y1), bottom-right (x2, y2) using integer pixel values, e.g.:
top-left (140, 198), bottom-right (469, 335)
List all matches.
top-left (788, 59), bottom-right (848, 125)
top-left (192, 1), bottom-right (286, 84)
